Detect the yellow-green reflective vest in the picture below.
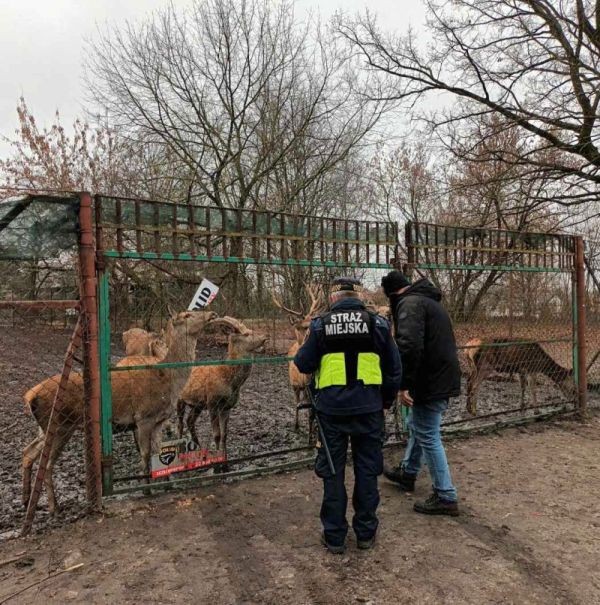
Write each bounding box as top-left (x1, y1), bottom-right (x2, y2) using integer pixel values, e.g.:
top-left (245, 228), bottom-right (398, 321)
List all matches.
top-left (316, 351), bottom-right (382, 388)
top-left (315, 309), bottom-right (383, 389)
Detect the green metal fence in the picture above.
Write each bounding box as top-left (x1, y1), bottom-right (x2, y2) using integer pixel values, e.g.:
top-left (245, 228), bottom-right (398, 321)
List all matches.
top-left (93, 194), bottom-right (590, 498)
top-left (94, 195), bottom-right (400, 495)
top-left (406, 221), bottom-right (587, 429)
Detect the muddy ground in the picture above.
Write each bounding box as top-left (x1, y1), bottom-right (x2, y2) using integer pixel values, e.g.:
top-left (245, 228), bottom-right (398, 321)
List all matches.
top-left (0, 414), bottom-right (599, 604)
top-left (1, 322), bottom-right (598, 538)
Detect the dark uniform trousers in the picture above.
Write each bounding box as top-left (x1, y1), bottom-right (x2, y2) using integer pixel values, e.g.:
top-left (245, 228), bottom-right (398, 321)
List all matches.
top-left (315, 410), bottom-right (385, 546)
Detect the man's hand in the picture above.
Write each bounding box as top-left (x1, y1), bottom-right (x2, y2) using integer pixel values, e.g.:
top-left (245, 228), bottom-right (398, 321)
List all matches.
top-left (400, 390), bottom-right (414, 407)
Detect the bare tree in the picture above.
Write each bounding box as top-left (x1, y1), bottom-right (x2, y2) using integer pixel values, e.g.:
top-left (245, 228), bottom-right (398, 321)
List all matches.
top-left (338, 0), bottom-right (600, 207)
top-left (0, 97), bottom-right (197, 201)
top-left (86, 0), bottom-right (389, 315)
top-left (362, 118), bottom-right (569, 321)
top-left (87, 0), bottom-right (387, 212)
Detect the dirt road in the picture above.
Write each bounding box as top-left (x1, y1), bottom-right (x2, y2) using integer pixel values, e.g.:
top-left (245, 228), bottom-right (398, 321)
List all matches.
top-left (1, 415), bottom-right (599, 604)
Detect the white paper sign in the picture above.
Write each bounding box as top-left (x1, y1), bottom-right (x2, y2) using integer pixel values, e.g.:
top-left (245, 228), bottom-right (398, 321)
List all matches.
top-left (188, 278), bottom-right (219, 310)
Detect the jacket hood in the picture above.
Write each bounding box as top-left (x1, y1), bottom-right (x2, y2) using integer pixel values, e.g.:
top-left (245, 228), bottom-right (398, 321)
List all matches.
top-left (398, 278), bottom-right (442, 302)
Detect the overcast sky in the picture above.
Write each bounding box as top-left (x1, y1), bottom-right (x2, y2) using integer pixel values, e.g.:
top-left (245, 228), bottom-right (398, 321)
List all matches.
top-left (0, 0), bottom-right (427, 155)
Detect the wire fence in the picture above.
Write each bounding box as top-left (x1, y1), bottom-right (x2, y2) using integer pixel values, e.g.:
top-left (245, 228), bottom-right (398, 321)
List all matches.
top-left (0, 193), bottom-right (101, 539)
top-left (0, 192), bottom-right (595, 537)
top-left (94, 195), bottom-right (401, 496)
top-left (405, 221), bottom-right (588, 433)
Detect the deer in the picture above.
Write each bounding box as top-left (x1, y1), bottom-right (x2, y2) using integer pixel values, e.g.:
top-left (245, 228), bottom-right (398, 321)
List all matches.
top-left (176, 317), bottom-right (267, 469)
top-left (465, 337), bottom-right (575, 415)
top-left (122, 327), bottom-right (167, 359)
top-left (271, 284), bottom-right (325, 432)
top-left (22, 309), bottom-right (217, 514)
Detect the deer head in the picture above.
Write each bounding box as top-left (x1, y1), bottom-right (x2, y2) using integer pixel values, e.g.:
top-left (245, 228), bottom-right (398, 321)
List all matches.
top-left (209, 316), bottom-right (267, 357)
top-left (272, 284), bottom-right (325, 344)
top-left (163, 308), bottom-right (218, 358)
top-left (149, 334), bottom-right (168, 359)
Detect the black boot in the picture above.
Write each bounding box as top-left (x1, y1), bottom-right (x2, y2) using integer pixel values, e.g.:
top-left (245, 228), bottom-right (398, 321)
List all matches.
top-left (357, 533), bottom-right (377, 550)
top-left (413, 493), bottom-right (459, 517)
top-left (320, 533), bottom-right (346, 555)
top-left (383, 465), bottom-right (416, 492)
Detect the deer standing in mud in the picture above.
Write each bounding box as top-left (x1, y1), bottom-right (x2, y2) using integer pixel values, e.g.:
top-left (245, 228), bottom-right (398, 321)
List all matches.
top-left (177, 317), bottom-right (267, 469)
top-left (22, 309), bottom-right (217, 513)
top-left (271, 284), bottom-right (325, 432)
top-left (465, 338), bottom-right (575, 415)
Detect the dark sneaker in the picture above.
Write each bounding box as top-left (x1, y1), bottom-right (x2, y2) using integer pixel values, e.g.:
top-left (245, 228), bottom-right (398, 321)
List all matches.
top-left (414, 493), bottom-right (459, 517)
top-left (383, 465), bottom-right (416, 492)
top-left (357, 534), bottom-right (376, 550)
top-left (320, 533), bottom-right (346, 555)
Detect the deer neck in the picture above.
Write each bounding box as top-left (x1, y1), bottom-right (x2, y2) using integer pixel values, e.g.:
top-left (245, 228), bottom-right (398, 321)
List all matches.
top-left (163, 322), bottom-right (199, 402)
top-left (223, 341), bottom-right (252, 386)
top-left (541, 359), bottom-right (573, 395)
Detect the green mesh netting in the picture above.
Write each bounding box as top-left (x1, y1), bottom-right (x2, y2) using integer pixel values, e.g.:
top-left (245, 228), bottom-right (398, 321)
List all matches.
top-left (0, 195), bottom-right (80, 260)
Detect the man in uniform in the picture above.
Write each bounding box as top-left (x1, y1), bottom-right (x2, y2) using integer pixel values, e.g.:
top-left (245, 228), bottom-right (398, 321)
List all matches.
top-left (294, 277), bottom-right (402, 554)
top-left (381, 270), bottom-right (460, 516)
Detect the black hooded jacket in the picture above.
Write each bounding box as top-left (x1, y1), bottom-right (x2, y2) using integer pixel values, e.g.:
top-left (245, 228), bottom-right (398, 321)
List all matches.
top-left (389, 279), bottom-right (461, 403)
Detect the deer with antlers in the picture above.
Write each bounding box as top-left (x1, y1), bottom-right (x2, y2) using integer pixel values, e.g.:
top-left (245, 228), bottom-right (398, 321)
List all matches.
top-left (271, 284), bottom-right (325, 432)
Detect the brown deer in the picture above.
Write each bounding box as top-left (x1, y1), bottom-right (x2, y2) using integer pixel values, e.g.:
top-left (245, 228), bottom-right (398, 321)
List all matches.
top-left (122, 327), bottom-right (167, 359)
top-left (271, 284), bottom-right (325, 431)
top-left (465, 338), bottom-right (575, 415)
top-left (176, 317), bottom-right (267, 467)
top-left (22, 309), bottom-right (217, 513)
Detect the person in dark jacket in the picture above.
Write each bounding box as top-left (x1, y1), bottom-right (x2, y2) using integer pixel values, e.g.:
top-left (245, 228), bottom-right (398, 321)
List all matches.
top-left (294, 277), bottom-right (402, 553)
top-left (381, 270), bottom-right (460, 516)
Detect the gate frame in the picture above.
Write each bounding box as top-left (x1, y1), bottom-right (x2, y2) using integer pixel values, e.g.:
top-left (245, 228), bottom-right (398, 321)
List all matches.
top-left (405, 221), bottom-right (587, 419)
top-left (93, 194), bottom-right (400, 496)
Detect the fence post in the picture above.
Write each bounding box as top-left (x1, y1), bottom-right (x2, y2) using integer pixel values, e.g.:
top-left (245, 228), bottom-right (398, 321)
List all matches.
top-left (78, 192), bottom-right (103, 509)
top-left (574, 236), bottom-right (588, 418)
top-left (404, 221), bottom-right (414, 278)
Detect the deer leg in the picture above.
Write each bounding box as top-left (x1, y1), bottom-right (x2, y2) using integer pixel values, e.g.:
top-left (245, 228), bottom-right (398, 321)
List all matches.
top-left (22, 428), bottom-right (45, 509)
top-left (529, 373), bottom-right (538, 407)
top-left (209, 408), bottom-right (224, 472)
top-left (519, 372), bottom-right (527, 409)
top-left (466, 364), bottom-right (491, 415)
top-left (176, 399), bottom-right (186, 439)
top-left (186, 406), bottom-right (203, 447)
top-left (44, 424), bottom-right (76, 515)
top-left (135, 419), bottom-right (156, 494)
top-left (466, 368), bottom-right (480, 415)
top-left (218, 410), bottom-right (231, 472)
top-left (132, 425), bottom-right (141, 454)
top-left (209, 408), bottom-right (221, 451)
top-left (293, 388), bottom-right (301, 431)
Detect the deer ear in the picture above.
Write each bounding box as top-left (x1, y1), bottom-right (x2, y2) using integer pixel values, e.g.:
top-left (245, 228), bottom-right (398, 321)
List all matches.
top-left (288, 316), bottom-right (297, 326)
top-left (167, 304), bottom-right (178, 320)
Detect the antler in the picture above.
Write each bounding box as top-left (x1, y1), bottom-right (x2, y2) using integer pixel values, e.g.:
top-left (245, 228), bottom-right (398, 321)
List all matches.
top-left (209, 316), bottom-right (252, 335)
top-left (306, 284), bottom-right (324, 317)
top-left (271, 291), bottom-right (304, 317)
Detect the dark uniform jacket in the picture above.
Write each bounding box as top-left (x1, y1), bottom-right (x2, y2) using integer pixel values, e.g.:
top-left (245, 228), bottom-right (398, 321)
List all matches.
top-left (294, 297), bottom-right (403, 415)
top-left (390, 279), bottom-right (461, 403)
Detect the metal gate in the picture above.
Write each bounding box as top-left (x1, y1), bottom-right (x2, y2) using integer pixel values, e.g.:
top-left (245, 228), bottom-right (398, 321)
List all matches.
top-left (94, 195), bottom-right (400, 496)
top-left (405, 221), bottom-right (587, 433)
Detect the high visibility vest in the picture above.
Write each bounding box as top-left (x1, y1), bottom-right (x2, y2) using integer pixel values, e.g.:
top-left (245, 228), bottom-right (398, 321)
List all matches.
top-left (315, 309), bottom-right (383, 389)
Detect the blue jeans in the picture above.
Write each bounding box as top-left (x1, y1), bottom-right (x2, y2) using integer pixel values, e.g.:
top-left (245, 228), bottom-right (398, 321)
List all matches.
top-left (402, 400), bottom-right (458, 503)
